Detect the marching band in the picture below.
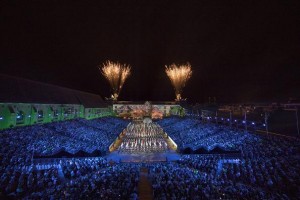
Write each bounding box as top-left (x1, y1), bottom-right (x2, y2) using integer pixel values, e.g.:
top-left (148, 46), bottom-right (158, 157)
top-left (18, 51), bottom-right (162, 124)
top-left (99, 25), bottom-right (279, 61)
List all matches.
top-left (118, 121), bottom-right (168, 153)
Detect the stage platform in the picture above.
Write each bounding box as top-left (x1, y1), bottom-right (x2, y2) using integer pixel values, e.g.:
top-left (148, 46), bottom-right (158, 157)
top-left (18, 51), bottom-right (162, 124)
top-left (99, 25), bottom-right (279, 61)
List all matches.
top-left (106, 150), bottom-right (181, 163)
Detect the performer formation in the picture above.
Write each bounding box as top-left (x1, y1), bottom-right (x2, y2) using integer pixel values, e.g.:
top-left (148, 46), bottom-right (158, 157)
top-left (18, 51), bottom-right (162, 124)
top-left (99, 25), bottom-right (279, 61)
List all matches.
top-left (118, 120), bottom-right (169, 153)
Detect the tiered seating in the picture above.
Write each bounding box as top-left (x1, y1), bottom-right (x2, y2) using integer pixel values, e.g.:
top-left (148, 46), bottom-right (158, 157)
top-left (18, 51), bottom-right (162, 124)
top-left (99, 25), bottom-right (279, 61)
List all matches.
top-left (0, 117), bottom-right (299, 199)
top-left (158, 117), bottom-right (251, 151)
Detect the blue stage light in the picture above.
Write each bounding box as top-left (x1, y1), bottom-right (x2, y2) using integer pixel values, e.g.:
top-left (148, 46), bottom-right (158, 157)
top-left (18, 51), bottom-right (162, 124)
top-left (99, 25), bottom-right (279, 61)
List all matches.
top-left (252, 122), bottom-right (255, 125)
top-left (0, 117), bottom-right (3, 120)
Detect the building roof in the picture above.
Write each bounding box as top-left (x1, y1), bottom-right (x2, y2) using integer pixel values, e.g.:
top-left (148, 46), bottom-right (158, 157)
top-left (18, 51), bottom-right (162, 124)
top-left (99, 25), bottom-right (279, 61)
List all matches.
top-left (0, 74), bottom-right (107, 108)
top-left (114, 101), bottom-right (178, 105)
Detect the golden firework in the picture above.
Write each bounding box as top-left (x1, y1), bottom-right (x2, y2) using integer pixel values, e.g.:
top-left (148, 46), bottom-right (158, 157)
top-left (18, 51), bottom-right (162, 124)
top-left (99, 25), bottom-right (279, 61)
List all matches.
top-left (165, 63), bottom-right (192, 101)
top-left (100, 60), bottom-right (131, 101)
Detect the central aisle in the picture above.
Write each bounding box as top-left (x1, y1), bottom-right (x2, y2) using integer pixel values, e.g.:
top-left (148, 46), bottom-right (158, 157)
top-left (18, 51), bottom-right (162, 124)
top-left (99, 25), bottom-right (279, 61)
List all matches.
top-left (138, 167), bottom-right (153, 200)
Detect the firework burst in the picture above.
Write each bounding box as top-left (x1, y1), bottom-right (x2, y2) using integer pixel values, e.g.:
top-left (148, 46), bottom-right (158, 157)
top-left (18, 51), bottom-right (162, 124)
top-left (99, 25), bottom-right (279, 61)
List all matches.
top-left (100, 60), bottom-right (131, 101)
top-left (165, 63), bottom-right (192, 101)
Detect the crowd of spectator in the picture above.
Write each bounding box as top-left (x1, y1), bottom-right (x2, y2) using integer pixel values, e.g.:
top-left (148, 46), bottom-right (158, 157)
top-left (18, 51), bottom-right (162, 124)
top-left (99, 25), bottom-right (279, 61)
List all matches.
top-left (158, 117), bottom-right (250, 151)
top-left (1, 117), bottom-right (128, 157)
top-left (0, 117), bottom-right (132, 198)
top-left (0, 116), bottom-right (299, 199)
top-left (147, 132), bottom-right (300, 199)
top-left (153, 117), bottom-right (300, 199)
top-left (1, 157), bottom-right (140, 199)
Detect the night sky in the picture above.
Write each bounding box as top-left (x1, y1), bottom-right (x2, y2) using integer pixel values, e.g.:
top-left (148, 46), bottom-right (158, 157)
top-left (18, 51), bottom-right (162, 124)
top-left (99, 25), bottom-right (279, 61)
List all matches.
top-left (1, 1), bottom-right (300, 103)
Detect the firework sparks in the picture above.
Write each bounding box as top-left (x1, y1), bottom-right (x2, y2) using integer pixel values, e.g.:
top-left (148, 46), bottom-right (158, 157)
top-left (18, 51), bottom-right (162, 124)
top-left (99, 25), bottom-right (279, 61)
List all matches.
top-left (100, 60), bottom-right (131, 101)
top-left (165, 63), bottom-right (192, 101)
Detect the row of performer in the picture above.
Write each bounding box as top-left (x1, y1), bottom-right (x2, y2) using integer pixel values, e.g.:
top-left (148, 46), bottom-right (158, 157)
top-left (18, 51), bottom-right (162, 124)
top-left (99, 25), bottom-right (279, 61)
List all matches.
top-left (118, 138), bottom-right (168, 153)
top-left (125, 122), bottom-right (164, 137)
top-left (118, 121), bottom-right (169, 153)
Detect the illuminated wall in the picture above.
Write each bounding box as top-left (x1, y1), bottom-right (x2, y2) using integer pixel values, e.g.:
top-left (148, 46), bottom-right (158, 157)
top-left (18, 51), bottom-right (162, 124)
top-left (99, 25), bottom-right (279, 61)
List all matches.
top-left (0, 103), bottom-right (113, 130)
top-left (84, 107), bottom-right (113, 120)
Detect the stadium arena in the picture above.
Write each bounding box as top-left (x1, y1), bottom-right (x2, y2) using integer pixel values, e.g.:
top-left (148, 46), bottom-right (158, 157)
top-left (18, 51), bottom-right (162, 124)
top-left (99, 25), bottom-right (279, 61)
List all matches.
top-left (0, 74), bottom-right (299, 200)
